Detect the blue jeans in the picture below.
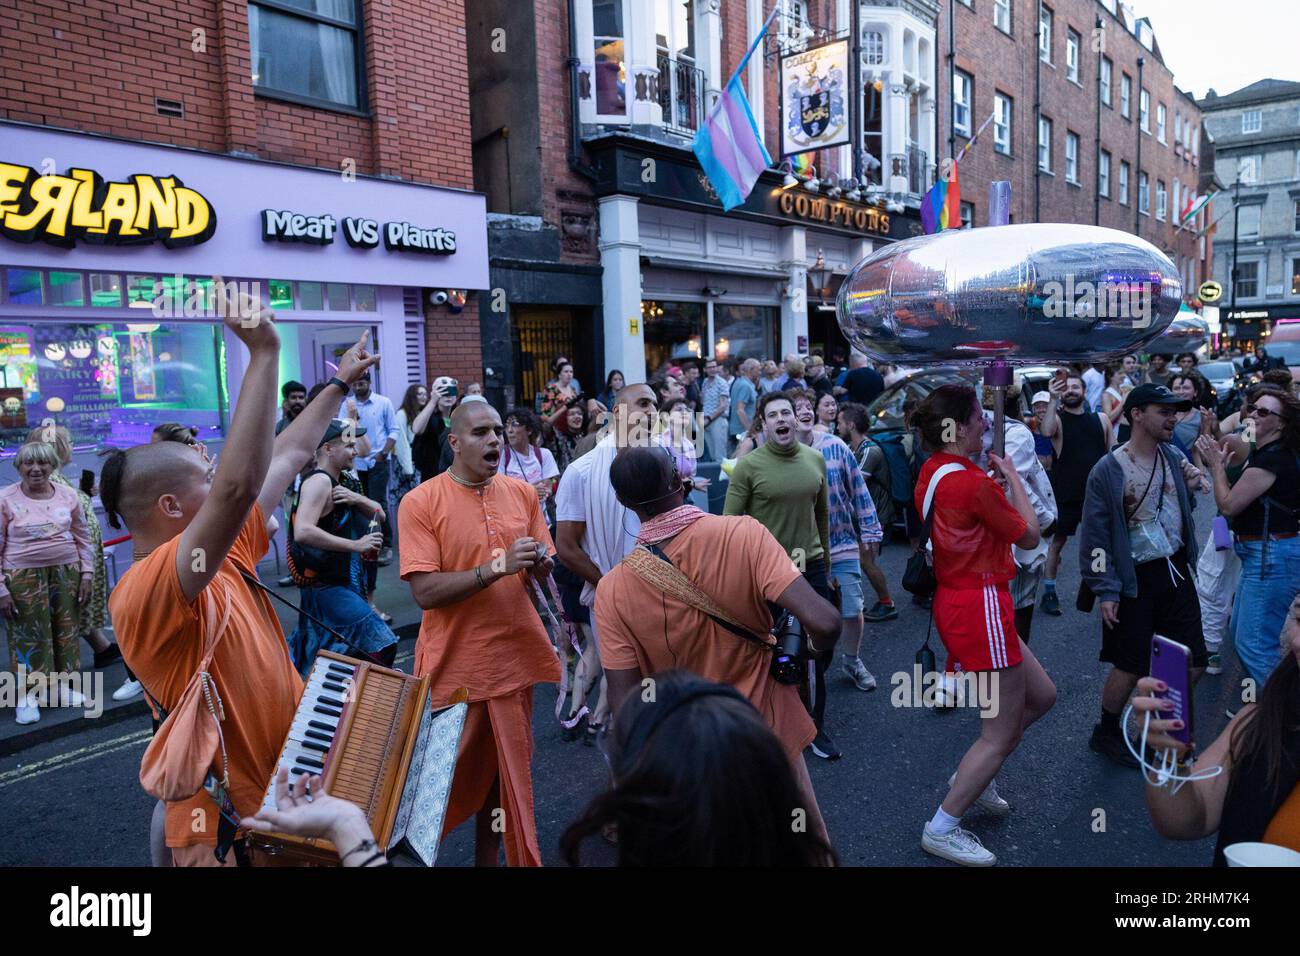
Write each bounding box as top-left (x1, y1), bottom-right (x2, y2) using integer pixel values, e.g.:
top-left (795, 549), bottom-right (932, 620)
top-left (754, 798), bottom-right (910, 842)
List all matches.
top-left (1231, 536), bottom-right (1300, 687)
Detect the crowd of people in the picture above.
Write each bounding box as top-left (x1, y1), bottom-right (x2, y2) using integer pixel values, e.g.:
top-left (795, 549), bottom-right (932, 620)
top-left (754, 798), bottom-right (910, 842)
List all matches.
top-left (3, 295), bottom-right (1299, 867)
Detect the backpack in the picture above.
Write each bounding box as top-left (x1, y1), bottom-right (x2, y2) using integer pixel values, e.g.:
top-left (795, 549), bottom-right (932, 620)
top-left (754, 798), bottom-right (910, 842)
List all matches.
top-left (853, 437), bottom-right (897, 531)
top-left (871, 430), bottom-right (920, 508)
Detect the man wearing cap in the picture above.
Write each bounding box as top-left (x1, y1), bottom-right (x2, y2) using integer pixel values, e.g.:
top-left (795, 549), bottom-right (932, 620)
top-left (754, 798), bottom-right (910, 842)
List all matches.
top-left (1078, 383), bottom-right (1211, 767)
top-left (285, 419), bottom-right (397, 674)
top-left (339, 374), bottom-right (400, 565)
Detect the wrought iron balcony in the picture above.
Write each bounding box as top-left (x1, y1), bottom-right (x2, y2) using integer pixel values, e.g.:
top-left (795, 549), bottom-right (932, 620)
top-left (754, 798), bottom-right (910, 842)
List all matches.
top-left (657, 53), bottom-right (706, 136)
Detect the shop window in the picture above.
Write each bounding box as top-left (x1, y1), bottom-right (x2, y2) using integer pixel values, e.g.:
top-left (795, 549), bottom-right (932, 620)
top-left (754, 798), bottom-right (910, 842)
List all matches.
top-left (5, 269), bottom-right (44, 306)
top-left (126, 275), bottom-right (158, 309)
top-left (0, 321), bottom-right (227, 453)
top-left (249, 0), bottom-right (363, 111)
top-left (326, 282), bottom-right (350, 310)
top-left (89, 274), bottom-right (123, 308)
top-left (269, 279), bottom-right (294, 310)
top-left (642, 300), bottom-right (704, 376)
top-left (353, 284), bottom-right (377, 312)
top-left (298, 281), bottom-right (325, 310)
top-left (48, 272), bottom-right (84, 307)
top-left (713, 304), bottom-right (776, 366)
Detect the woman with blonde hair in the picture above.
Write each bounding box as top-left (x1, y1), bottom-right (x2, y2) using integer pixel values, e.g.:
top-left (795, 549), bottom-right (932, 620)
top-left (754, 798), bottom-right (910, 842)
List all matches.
top-left (1, 440), bottom-right (94, 724)
top-left (29, 424), bottom-right (140, 701)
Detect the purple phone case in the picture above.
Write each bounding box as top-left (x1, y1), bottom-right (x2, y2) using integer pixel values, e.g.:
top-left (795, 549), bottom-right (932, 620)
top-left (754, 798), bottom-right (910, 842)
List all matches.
top-left (1149, 635), bottom-right (1194, 750)
top-left (1212, 515), bottom-right (1233, 551)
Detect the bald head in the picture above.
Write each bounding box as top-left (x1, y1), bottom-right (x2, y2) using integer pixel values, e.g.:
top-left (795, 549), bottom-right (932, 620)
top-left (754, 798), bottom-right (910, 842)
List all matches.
top-left (100, 440), bottom-right (209, 531)
top-left (850, 351), bottom-right (869, 368)
top-left (447, 400), bottom-right (504, 480)
top-left (449, 399), bottom-right (500, 437)
top-left (609, 445), bottom-right (681, 517)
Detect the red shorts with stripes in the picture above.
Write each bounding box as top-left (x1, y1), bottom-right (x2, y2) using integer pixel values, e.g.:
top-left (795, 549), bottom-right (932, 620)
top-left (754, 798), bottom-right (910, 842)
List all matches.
top-left (933, 584), bottom-right (1022, 672)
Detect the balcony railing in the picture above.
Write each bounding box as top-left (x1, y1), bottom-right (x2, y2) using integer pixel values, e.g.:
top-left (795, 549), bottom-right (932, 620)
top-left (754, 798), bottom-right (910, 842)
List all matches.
top-left (657, 53), bottom-right (706, 136)
top-left (907, 144), bottom-right (928, 195)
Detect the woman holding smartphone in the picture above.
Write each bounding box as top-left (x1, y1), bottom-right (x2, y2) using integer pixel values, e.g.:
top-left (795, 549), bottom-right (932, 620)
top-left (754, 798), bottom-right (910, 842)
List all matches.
top-left (910, 385), bottom-right (1056, 867)
top-left (1133, 593), bottom-right (1300, 864)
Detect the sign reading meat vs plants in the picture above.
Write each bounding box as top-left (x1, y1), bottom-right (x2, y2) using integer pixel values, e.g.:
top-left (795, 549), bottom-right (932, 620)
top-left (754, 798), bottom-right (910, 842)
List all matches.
top-left (261, 209), bottom-right (457, 255)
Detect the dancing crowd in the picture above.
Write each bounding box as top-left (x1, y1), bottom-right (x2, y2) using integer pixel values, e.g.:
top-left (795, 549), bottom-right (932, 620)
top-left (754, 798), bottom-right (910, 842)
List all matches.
top-left (3, 294), bottom-right (1299, 867)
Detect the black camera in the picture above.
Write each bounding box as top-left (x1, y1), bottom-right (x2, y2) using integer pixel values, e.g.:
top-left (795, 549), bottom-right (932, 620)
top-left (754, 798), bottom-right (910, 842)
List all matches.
top-left (770, 612), bottom-right (807, 686)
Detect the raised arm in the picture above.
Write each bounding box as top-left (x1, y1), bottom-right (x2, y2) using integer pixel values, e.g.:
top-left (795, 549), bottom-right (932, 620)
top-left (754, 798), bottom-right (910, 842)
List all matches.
top-left (177, 284), bottom-right (280, 603)
top-left (256, 331), bottom-right (380, 520)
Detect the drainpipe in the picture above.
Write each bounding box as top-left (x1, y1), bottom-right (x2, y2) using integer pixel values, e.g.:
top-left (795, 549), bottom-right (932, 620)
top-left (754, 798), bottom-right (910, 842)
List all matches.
top-left (1093, 15), bottom-right (1102, 225)
top-left (1134, 56), bottom-right (1144, 236)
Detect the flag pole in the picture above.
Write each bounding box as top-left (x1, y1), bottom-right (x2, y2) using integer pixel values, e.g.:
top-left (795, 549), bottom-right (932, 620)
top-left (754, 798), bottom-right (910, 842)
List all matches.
top-left (954, 110), bottom-right (997, 165)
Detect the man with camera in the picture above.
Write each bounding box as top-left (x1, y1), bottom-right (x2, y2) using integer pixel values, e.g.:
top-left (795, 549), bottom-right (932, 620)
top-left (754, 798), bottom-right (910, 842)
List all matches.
top-left (594, 446), bottom-right (841, 843)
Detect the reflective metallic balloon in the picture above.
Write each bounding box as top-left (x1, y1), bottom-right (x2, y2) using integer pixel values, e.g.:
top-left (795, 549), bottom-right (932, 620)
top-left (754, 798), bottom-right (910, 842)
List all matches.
top-left (1148, 312), bottom-right (1209, 355)
top-left (836, 223), bottom-right (1184, 364)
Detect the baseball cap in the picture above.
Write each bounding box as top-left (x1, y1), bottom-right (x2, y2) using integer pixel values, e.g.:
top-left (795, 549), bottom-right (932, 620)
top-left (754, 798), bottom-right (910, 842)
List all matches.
top-left (318, 418), bottom-right (366, 447)
top-left (1031, 391), bottom-right (1051, 406)
top-left (1121, 383), bottom-right (1192, 423)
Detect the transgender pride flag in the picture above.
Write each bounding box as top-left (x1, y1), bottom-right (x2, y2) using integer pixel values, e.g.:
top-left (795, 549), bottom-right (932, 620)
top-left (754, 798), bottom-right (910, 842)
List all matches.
top-left (692, 6), bottom-right (778, 211)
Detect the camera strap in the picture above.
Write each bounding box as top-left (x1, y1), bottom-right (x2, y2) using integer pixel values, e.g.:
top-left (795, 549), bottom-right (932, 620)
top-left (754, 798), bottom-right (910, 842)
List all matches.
top-left (622, 544), bottom-right (776, 650)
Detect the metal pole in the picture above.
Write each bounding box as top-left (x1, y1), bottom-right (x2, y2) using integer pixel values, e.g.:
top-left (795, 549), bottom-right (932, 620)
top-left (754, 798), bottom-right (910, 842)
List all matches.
top-left (1230, 174), bottom-right (1241, 347)
top-left (1134, 56), bottom-right (1144, 236)
top-left (852, 0), bottom-right (863, 183)
top-left (1093, 16), bottom-right (1103, 226)
top-left (947, 0), bottom-right (955, 162)
top-left (1034, 1), bottom-right (1042, 222)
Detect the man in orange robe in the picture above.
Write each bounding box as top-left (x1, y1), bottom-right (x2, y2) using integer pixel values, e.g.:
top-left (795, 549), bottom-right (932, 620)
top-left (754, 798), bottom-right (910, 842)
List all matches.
top-left (399, 401), bottom-right (560, 867)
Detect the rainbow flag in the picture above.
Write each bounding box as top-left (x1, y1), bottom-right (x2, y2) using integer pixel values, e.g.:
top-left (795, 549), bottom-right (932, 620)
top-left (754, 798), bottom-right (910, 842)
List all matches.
top-left (920, 160), bottom-right (961, 233)
top-left (791, 152), bottom-right (815, 178)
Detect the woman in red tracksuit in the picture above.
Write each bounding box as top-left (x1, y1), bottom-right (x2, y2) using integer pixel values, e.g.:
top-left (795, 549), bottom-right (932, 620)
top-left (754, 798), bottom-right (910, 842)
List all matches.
top-left (911, 384), bottom-right (1056, 867)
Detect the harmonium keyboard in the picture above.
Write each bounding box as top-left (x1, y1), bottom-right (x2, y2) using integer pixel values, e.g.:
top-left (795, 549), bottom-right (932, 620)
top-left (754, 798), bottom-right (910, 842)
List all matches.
top-left (246, 650), bottom-right (468, 867)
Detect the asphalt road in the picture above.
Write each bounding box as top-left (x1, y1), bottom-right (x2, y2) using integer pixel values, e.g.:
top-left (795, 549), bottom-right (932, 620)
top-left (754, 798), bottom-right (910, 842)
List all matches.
top-left (0, 494), bottom-right (1236, 867)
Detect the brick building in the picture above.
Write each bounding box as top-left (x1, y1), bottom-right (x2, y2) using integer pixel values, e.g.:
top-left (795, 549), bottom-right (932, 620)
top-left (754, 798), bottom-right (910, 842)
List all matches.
top-left (935, 0), bottom-right (1207, 294)
top-left (0, 0), bottom-right (489, 467)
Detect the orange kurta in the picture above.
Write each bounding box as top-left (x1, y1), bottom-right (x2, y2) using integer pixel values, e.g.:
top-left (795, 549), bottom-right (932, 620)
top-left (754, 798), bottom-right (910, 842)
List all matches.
top-left (398, 472), bottom-right (560, 866)
top-left (109, 506), bottom-right (304, 852)
top-left (594, 514), bottom-right (815, 759)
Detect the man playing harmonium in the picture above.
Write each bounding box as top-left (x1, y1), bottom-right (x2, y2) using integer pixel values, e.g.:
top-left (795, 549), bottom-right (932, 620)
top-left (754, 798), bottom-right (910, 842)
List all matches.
top-left (104, 285), bottom-right (379, 866)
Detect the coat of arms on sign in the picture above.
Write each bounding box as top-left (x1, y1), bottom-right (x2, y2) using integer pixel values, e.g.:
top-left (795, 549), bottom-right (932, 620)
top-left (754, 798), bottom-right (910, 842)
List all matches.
top-left (786, 58), bottom-right (846, 148)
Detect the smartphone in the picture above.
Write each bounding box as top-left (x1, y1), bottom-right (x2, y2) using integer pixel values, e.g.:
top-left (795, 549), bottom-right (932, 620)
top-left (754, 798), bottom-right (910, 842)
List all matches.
top-left (79, 469), bottom-right (95, 496)
top-left (1149, 635), bottom-right (1194, 751)
top-left (446, 384), bottom-right (458, 399)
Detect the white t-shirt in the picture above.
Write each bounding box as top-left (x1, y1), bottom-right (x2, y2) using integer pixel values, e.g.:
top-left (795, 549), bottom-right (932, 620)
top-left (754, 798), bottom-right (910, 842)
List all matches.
top-left (1083, 367), bottom-right (1105, 413)
top-left (497, 443), bottom-right (559, 485)
top-left (554, 433), bottom-right (640, 606)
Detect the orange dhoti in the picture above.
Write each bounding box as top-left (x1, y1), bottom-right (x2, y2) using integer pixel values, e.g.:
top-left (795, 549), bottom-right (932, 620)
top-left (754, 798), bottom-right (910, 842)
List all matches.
top-left (441, 687), bottom-right (543, 867)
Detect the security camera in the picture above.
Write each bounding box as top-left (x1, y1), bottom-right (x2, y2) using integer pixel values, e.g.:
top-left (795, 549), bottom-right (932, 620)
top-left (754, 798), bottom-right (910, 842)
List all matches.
top-left (430, 290), bottom-right (449, 306)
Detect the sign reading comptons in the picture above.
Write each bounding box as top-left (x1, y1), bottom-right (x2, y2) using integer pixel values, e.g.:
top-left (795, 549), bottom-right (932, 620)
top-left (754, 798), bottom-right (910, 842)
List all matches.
top-left (780, 39), bottom-right (851, 157)
top-left (1198, 280), bottom-right (1222, 303)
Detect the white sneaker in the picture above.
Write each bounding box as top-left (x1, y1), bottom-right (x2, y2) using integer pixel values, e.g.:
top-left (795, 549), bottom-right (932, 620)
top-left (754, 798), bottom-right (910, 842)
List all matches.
top-left (112, 678), bottom-right (143, 702)
top-left (842, 657), bottom-right (877, 691)
top-left (922, 822), bottom-right (997, 866)
top-left (57, 685), bottom-right (85, 708)
top-left (949, 772), bottom-right (1011, 816)
top-left (934, 673), bottom-right (959, 708)
top-left (15, 693), bottom-right (40, 725)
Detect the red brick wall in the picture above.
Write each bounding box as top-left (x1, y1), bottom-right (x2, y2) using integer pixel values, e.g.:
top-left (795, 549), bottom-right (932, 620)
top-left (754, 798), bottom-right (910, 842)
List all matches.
top-left (424, 296), bottom-right (483, 387)
top-left (0, 0), bottom-right (472, 187)
top-left (936, 0), bottom-right (1202, 280)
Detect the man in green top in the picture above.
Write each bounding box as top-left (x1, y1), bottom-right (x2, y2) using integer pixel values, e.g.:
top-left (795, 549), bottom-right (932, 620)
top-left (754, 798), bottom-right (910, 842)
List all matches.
top-left (724, 390), bottom-right (840, 759)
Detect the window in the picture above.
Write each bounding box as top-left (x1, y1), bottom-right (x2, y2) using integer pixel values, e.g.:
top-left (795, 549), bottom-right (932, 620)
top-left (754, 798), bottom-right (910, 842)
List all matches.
top-left (1038, 116), bottom-right (1052, 172)
top-left (1065, 132), bottom-right (1079, 183)
top-left (1157, 103), bottom-right (1166, 143)
top-left (1242, 110), bottom-right (1262, 134)
top-left (89, 274), bottom-right (122, 307)
top-left (1066, 29), bottom-right (1080, 82)
top-left (1138, 171), bottom-right (1149, 213)
top-left (1120, 73), bottom-right (1131, 118)
top-left (1295, 199), bottom-right (1300, 233)
top-left (249, 0), bottom-right (363, 110)
top-left (1238, 154), bottom-right (1261, 184)
top-left (1174, 112), bottom-right (1181, 147)
top-left (48, 272), bottom-right (84, 307)
top-left (713, 305), bottom-right (776, 368)
top-left (1099, 150), bottom-right (1111, 197)
top-left (353, 285), bottom-right (377, 311)
top-left (863, 31), bottom-right (885, 64)
top-left (1140, 89), bottom-right (1150, 131)
top-left (1039, 5), bottom-right (1053, 61)
top-left (643, 300), bottom-right (706, 373)
top-left (994, 0), bottom-right (1011, 33)
top-left (1295, 149), bottom-right (1300, 179)
top-left (298, 281), bottom-right (324, 310)
top-left (1100, 57), bottom-right (1112, 107)
top-left (958, 0), bottom-right (971, 6)
top-left (953, 70), bottom-right (973, 138)
top-left (1235, 260), bottom-right (1259, 298)
top-left (1156, 180), bottom-right (1166, 220)
top-left (593, 0), bottom-right (628, 117)
top-left (960, 202), bottom-right (974, 229)
top-left (1239, 204), bottom-right (1260, 239)
top-left (656, 0), bottom-right (700, 132)
top-left (1292, 259), bottom-right (1300, 296)
top-left (994, 93), bottom-right (1012, 154)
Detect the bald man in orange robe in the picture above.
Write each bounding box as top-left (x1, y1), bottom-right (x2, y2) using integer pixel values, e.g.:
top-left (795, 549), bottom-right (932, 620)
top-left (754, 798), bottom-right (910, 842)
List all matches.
top-left (399, 401), bottom-right (560, 866)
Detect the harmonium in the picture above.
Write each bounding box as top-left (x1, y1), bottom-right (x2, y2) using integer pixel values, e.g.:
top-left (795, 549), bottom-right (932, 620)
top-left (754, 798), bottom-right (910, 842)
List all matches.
top-left (246, 651), bottom-right (467, 866)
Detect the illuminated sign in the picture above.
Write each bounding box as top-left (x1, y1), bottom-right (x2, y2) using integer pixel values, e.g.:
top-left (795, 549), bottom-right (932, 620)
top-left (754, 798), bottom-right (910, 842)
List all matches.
top-left (778, 191), bottom-right (891, 236)
top-left (1198, 280), bottom-right (1222, 302)
top-left (0, 162), bottom-right (215, 248)
top-left (261, 209), bottom-right (457, 255)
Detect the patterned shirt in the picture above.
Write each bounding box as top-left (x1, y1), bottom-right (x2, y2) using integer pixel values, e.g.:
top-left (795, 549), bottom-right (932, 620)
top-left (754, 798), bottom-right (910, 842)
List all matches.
top-left (811, 432), bottom-right (883, 563)
top-left (701, 375), bottom-right (729, 419)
